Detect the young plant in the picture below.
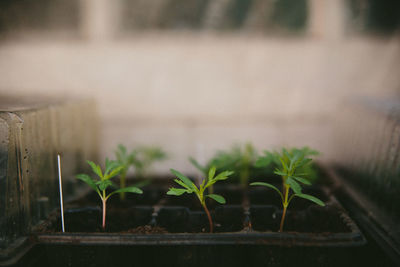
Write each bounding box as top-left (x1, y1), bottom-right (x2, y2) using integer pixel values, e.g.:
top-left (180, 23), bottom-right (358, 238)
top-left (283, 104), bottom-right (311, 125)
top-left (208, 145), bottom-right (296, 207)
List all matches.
top-left (190, 143), bottom-right (257, 188)
top-left (251, 147), bottom-right (324, 232)
top-left (133, 146), bottom-right (167, 178)
top-left (188, 157), bottom-right (212, 193)
top-left (76, 159), bottom-right (143, 229)
top-left (167, 167), bottom-right (234, 233)
top-left (115, 144), bottom-right (137, 200)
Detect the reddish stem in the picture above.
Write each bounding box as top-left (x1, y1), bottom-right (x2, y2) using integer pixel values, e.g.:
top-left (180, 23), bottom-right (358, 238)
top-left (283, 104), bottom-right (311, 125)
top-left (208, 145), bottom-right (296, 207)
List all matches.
top-left (279, 206), bottom-right (287, 232)
top-left (102, 199), bottom-right (107, 230)
top-left (203, 204), bottom-right (213, 233)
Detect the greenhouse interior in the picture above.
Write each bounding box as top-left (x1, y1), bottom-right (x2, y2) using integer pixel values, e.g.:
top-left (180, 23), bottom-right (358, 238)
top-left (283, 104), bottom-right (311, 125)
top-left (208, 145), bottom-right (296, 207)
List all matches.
top-left (0, 0), bottom-right (399, 266)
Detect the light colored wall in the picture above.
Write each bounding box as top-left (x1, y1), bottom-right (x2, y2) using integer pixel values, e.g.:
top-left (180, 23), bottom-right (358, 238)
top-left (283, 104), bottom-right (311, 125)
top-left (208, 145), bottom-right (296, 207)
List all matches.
top-left (1, 34), bottom-right (399, 174)
top-left (1, 0), bottom-right (399, 173)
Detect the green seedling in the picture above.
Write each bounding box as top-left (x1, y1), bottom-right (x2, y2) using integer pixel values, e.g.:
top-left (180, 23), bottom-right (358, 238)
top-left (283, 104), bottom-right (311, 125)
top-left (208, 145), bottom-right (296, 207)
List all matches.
top-left (188, 157), bottom-right (212, 193)
top-left (251, 147), bottom-right (324, 232)
top-left (115, 144), bottom-right (137, 200)
top-left (191, 143), bottom-right (257, 188)
top-left (167, 167), bottom-right (234, 233)
top-left (76, 159), bottom-right (143, 229)
top-left (133, 146), bottom-right (167, 178)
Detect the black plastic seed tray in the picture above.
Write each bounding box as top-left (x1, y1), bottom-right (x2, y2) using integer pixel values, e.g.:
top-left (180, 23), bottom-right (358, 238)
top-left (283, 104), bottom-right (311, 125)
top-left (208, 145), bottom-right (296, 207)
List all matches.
top-left (32, 183), bottom-right (366, 247)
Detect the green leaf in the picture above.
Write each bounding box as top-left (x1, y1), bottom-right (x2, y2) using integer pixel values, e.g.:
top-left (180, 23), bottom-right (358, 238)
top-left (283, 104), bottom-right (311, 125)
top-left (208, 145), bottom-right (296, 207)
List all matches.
top-left (250, 182), bottom-right (283, 201)
top-left (206, 194), bottom-right (226, 204)
top-left (290, 176), bottom-right (311, 185)
top-left (286, 177), bottom-right (302, 194)
top-left (213, 170), bottom-right (234, 181)
top-left (96, 180), bottom-right (113, 191)
top-left (107, 186), bottom-right (143, 199)
top-left (106, 166), bottom-right (124, 180)
top-left (208, 166), bottom-right (216, 180)
top-left (295, 193), bottom-right (325, 206)
top-left (170, 169), bottom-right (196, 191)
top-left (104, 159), bottom-right (120, 176)
top-left (173, 178), bottom-right (193, 192)
top-left (113, 186), bottom-right (143, 194)
top-left (118, 144), bottom-right (127, 155)
top-left (274, 169), bottom-right (287, 176)
top-left (167, 188), bottom-right (189, 196)
top-left (87, 160), bottom-right (103, 178)
top-left (279, 158), bottom-right (288, 172)
top-left (76, 174), bottom-right (99, 193)
top-left (297, 158), bottom-right (312, 168)
top-left (255, 156), bottom-right (270, 167)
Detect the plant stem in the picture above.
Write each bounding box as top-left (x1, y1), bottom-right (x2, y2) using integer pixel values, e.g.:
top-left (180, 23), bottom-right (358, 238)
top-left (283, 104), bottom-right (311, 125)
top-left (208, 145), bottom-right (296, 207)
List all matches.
top-left (203, 203), bottom-right (213, 233)
top-left (279, 185), bottom-right (290, 232)
top-left (102, 198), bottom-right (107, 230)
top-left (279, 206), bottom-right (287, 232)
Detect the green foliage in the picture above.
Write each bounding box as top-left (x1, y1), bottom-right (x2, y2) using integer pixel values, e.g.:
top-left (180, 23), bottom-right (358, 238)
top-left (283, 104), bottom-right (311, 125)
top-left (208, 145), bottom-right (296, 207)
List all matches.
top-left (167, 167), bottom-right (233, 206)
top-left (167, 166), bottom-right (234, 233)
top-left (133, 146), bottom-right (167, 177)
top-left (76, 159), bottom-right (143, 228)
top-left (190, 143), bottom-right (258, 187)
top-left (77, 158), bottom-right (143, 201)
top-left (250, 147), bottom-right (324, 232)
top-left (255, 146), bottom-right (320, 182)
top-left (114, 144), bottom-right (137, 199)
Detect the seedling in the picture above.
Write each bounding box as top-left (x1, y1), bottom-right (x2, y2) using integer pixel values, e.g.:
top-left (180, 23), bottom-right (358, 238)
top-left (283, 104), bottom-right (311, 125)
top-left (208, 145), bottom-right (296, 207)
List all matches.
top-left (76, 159), bottom-right (143, 229)
top-left (188, 157), bottom-right (212, 193)
top-left (115, 144), bottom-right (137, 200)
top-left (251, 147), bottom-right (325, 232)
top-left (133, 146), bottom-right (167, 178)
top-left (190, 143), bottom-right (257, 187)
top-left (167, 167), bottom-right (234, 233)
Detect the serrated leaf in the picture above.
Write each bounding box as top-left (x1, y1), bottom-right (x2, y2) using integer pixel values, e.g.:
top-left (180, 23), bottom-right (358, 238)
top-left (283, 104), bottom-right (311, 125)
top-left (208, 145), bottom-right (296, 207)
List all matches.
top-left (105, 159), bottom-right (120, 176)
top-left (295, 193), bottom-right (325, 206)
top-left (173, 178), bottom-right (193, 192)
top-left (167, 188), bottom-right (188, 196)
top-left (208, 166), bottom-right (216, 180)
top-left (106, 165), bottom-right (124, 180)
top-left (206, 194), bottom-right (226, 204)
top-left (297, 158), bottom-right (312, 168)
top-left (290, 176), bottom-right (311, 185)
top-left (286, 177), bottom-right (302, 194)
top-left (76, 174), bottom-right (99, 193)
top-left (87, 160), bottom-right (103, 178)
top-left (213, 170), bottom-right (234, 181)
top-left (170, 169), bottom-right (196, 191)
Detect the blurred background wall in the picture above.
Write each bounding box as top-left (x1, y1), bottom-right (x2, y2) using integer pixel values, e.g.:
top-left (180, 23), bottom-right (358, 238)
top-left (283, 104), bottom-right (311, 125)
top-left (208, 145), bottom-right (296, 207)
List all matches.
top-left (0, 0), bottom-right (399, 173)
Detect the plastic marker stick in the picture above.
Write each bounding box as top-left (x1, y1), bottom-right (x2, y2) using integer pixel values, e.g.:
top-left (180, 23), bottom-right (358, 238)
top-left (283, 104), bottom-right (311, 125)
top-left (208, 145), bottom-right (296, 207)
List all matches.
top-left (57, 154), bottom-right (65, 233)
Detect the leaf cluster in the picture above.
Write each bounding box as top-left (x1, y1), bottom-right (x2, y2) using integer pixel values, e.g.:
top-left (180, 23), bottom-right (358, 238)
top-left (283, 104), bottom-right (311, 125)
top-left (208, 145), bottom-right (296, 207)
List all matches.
top-left (255, 146), bottom-right (320, 182)
top-left (251, 147), bottom-right (324, 207)
top-left (189, 143), bottom-right (257, 184)
top-left (115, 144), bottom-right (137, 174)
top-left (132, 146), bottom-right (167, 176)
top-left (76, 159), bottom-right (143, 201)
top-left (167, 167), bottom-right (234, 205)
